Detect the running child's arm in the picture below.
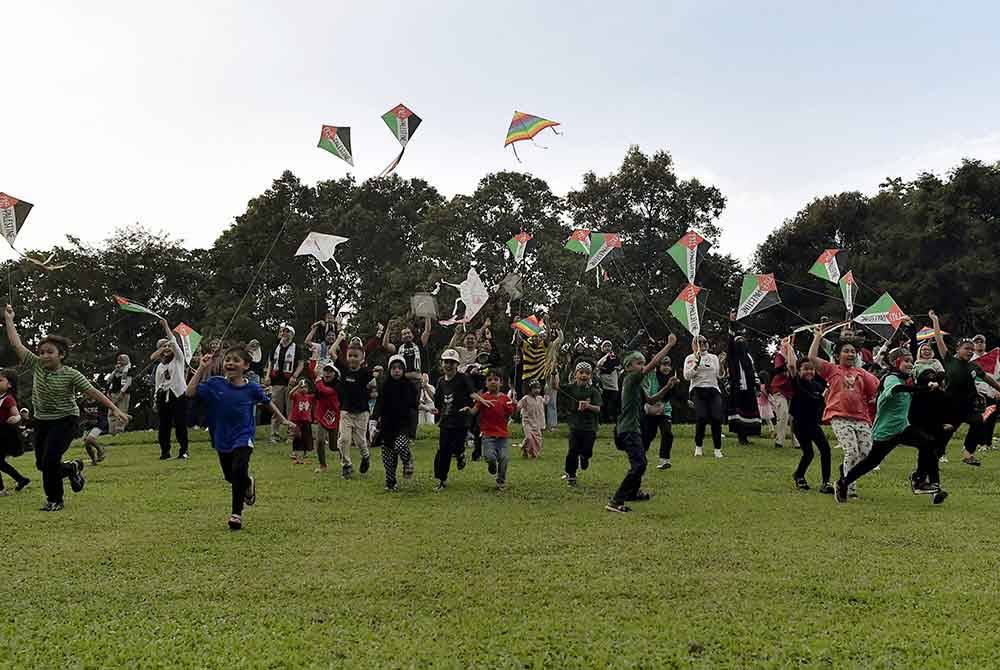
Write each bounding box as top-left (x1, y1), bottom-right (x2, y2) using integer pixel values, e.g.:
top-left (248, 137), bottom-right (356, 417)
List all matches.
top-left (83, 385), bottom-right (130, 424)
top-left (649, 376), bottom-right (678, 402)
top-left (267, 400), bottom-right (294, 427)
top-left (5, 397), bottom-right (20, 424)
top-left (186, 354), bottom-right (213, 397)
top-left (929, 310), bottom-right (947, 359)
top-left (579, 388), bottom-right (603, 413)
top-left (641, 333), bottom-right (677, 375)
top-left (3, 305), bottom-right (30, 362)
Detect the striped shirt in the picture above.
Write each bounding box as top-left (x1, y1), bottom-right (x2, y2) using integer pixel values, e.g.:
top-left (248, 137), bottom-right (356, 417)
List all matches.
top-left (22, 350), bottom-right (94, 420)
top-left (521, 339), bottom-right (548, 383)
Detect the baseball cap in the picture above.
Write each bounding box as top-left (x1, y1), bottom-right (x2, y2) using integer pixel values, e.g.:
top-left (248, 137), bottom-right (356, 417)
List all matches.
top-left (973, 334), bottom-right (986, 343)
top-left (320, 359), bottom-right (337, 371)
top-left (280, 324), bottom-right (296, 336)
top-left (441, 349), bottom-right (461, 363)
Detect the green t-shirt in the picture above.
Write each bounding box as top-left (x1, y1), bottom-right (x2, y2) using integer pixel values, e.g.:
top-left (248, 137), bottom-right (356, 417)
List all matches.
top-left (563, 382), bottom-right (602, 433)
top-left (871, 374), bottom-right (910, 442)
top-left (616, 370), bottom-right (643, 436)
top-left (943, 352), bottom-right (981, 411)
top-left (642, 371), bottom-right (674, 418)
top-left (23, 350), bottom-right (94, 420)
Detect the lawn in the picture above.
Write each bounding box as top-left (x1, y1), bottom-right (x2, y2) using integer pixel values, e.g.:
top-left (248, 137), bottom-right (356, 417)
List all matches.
top-left (2, 424), bottom-right (1000, 669)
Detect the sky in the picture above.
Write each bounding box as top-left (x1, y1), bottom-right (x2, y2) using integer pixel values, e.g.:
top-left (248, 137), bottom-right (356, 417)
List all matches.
top-left (4, 0), bottom-right (1000, 263)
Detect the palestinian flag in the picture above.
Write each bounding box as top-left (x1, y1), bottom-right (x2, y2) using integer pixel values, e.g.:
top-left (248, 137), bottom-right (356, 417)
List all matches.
top-left (317, 125), bottom-right (354, 166)
top-left (512, 314), bottom-right (544, 337)
top-left (809, 249), bottom-right (846, 284)
top-left (174, 323), bottom-right (202, 364)
top-left (853, 292), bottom-right (906, 340)
top-left (506, 231), bottom-right (532, 264)
top-left (974, 348), bottom-right (999, 377)
top-left (915, 326), bottom-right (947, 342)
top-left (669, 283), bottom-right (707, 336)
top-left (839, 271), bottom-right (858, 315)
top-left (667, 230), bottom-right (710, 282)
top-left (564, 229), bottom-right (591, 255)
top-left (379, 103), bottom-right (422, 176)
top-left (0, 192), bottom-right (33, 246)
top-left (114, 295), bottom-right (161, 318)
top-left (736, 273), bottom-right (780, 320)
top-left (585, 232), bottom-right (623, 271)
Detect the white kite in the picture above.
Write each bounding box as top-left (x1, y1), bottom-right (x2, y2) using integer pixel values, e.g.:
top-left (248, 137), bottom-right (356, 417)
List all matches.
top-left (437, 268), bottom-right (489, 326)
top-left (295, 232), bottom-right (349, 272)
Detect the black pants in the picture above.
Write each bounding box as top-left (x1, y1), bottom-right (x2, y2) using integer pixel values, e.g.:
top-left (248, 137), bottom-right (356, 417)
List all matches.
top-left (565, 429), bottom-right (596, 477)
top-left (844, 425), bottom-right (939, 486)
top-left (0, 454), bottom-right (28, 490)
top-left (792, 421), bottom-right (832, 483)
top-left (471, 414), bottom-right (482, 460)
top-left (612, 431), bottom-right (646, 504)
top-left (693, 388), bottom-right (723, 449)
top-left (641, 415), bottom-right (673, 459)
top-left (434, 425), bottom-right (467, 483)
top-left (970, 404), bottom-right (998, 447)
top-left (601, 388), bottom-right (620, 424)
top-left (34, 417), bottom-right (78, 504)
top-left (218, 447), bottom-right (252, 515)
top-left (158, 392), bottom-right (189, 457)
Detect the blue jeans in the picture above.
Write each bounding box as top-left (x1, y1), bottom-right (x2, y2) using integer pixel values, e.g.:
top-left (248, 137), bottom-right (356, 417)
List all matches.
top-left (545, 389), bottom-right (558, 428)
top-left (482, 436), bottom-right (509, 484)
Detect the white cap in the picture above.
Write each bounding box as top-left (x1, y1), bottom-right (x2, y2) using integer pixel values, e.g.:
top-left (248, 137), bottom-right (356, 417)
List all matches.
top-left (388, 355), bottom-right (406, 369)
top-left (280, 324), bottom-right (296, 336)
top-left (441, 349), bottom-right (461, 363)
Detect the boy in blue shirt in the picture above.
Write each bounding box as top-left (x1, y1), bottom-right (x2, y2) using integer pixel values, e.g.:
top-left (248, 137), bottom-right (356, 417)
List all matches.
top-left (188, 345), bottom-right (294, 530)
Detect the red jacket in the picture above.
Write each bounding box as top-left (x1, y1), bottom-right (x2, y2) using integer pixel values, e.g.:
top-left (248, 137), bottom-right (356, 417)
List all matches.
top-left (314, 380), bottom-right (341, 430)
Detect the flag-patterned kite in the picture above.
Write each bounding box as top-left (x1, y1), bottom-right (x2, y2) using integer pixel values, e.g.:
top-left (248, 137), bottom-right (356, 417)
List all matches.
top-left (379, 103), bottom-right (422, 177)
top-left (974, 348), bottom-right (999, 377)
top-left (853, 292), bottom-right (906, 340)
top-left (114, 295), bottom-right (161, 318)
top-left (174, 323), bottom-right (202, 364)
top-left (809, 249), bottom-right (847, 284)
top-left (0, 192), bottom-right (33, 246)
top-left (667, 230), bottom-right (711, 283)
top-left (506, 231), bottom-right (532, 264)
top-left (317, 125), bottom-right (354, 166)
top-left (735, 273), bottom-right (780, 320)
top-left (585, 233), bottom-right (623, 272)
top-left (504, 111), bottom-right (561, 162)
top-left (669, 283), bottom-right (708, 336)
top-left (564, 229), bottom-right (591, 255)
top-left (839, 271), bottom-right (858, 315)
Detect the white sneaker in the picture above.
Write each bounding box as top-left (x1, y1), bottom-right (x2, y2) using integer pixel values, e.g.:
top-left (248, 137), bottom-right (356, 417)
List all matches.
top-left (939, 455), bottom-right (949, 463)
top-left (714, 449), bottom-right (724, 459)
top-left (656, 458), bottom-right (670, 469)
top-left (694, 446), bottom-right (704, 457)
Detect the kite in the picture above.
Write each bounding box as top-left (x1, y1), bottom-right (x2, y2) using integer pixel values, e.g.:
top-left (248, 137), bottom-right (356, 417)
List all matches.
top-left (500, 272), bottom-right (523, 300)
top-left (512, 314), bottom-right (544, 338)
top-left (506, 231), bottom-right (532, 264)
top-left (114, 295), bottom-right (161, 318)
top-left (809, 249), bottom-right (847, 284)
top-left (438, 268), bottom-right (489, 326)
top-left (735, 273), bottom-right (781, 320)
top-left (974, 348), bottom-right (999, 376)
top-left (585, 233), bottom-right (623, 272)
top-left (839, 271), bottom-right (858, 315)
top-left (295, 232), bottom-right (349, 273)
top-left (317, 125), bottom-right (354, 166)
top-left (0, 192), bottom-right (66, 271)
top-left (410, 293), bottom-right (439, 320)
top-left (504, 111), bottom-right (561, 162)
top-left (379, 103), bottom-right (422, 177)
top-left (853, 292), bottom-right (906, 340)
top-left (667, 230), bottom-right (711, 283)
top-left (174, 323), bottom-right (202, 364)
top-left (915, 326), bottom-right (947, 342)
top-left (564, 229), bottom-right (591, 255)
top-left (668, 283), bottom-right (708, 337)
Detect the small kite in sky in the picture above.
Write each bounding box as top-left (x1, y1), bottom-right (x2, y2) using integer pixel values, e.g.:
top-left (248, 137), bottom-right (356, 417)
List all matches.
top-left (564, 229), bottom-right (591, 255)
top-left (512, 314), bottom-right (544, 338)
top-left (809, 249), bottom-right (847, 284)
top-left (667, 230), bottom-right (710, 283)
top-left (585, 233), bottom-right (623, 272)
top-left (438, 267), bottom-right (489, 326)
top-left (504, 111), bottom-right (561, 162)
top-left (0, 192), bottom-right (67, 270)
top-left (669, 283), bottom-right (708, 337)
top-left (853, 292), bottom-right (906, 340)
top-left (295, 232), bottom-right (349, 273)
top-left (506, 231), bottom-right (532, 264)
top-left (317, 125), bottom-right (354, 166)
top-left (839, 270), bottom-right (858, 316)
top-left (379, 103), bottom-right (422, 177)
top-left (915, 326), bottom-right (947, 342)
top-left (735, 273), bottom-right (780, 320)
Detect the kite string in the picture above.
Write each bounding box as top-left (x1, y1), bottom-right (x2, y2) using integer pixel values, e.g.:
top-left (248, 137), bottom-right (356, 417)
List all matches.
top-left (704, 306), bottom-right (775, 340)
top-left (608, 257), bottom-right (657, 339)
top-left (778, 302), bottom-right (813, 325)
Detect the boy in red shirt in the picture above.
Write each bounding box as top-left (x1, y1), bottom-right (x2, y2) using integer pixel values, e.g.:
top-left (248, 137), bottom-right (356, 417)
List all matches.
top-left (472, 369), bottom-right (516, 491)
top-left (313, 361), bottom-right (341, 474)
top-left (289, 379), bottom-right (317, 464)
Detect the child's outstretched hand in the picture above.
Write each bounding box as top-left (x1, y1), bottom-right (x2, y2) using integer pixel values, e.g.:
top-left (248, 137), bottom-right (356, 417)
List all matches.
top-left (6, 414), bottom-right (20, 425)
top-left (4, 304), bottom-right (13, 319)
top-left (199, 353), bottom-right (214, 368)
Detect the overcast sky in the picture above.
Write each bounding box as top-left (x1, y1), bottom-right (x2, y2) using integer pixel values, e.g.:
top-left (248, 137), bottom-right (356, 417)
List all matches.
top-left (4, 1), bottom-right (1000, 263)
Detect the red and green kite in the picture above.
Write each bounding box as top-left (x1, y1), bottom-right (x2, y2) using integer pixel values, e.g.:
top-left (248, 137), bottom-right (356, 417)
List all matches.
top-left (114, 295), bottom-right (161, 318)
top-left (564, 229), bottom-right (591, 255)
top-left (735, 273), bottom-right (780, 320)
top-left (379, 103), bottom-right (422, 177)
top-left (317, 125), bottom-right (354, 166)
top-left (853, 292), bottom-right (906, 340)
top-left (809, 249), bottom-right (847, 284)
top-left (669, 283), bottom-right (707, 336)
top-left (504, 111), bottom-right (560, 161)
top-left (585, 233), bottom-right (623, 272)
top-left (0, 192), bottom-right (33, 246)
top-left (839, 270), bottom-right (858, 315)
top-left (668, 230), bottom-right (710, 283)
top-left (506, 231), bottom-right (532, 264)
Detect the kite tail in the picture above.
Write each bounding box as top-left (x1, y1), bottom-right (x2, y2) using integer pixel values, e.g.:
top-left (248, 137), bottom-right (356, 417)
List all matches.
top-left (511, 144), bottom-right (522, 163)
top-left (550, 127), bottom-right (562, 136)
top-left (379, 147), bottom-right (406, 177)
top-left (530, 138), bottom-right (550, 150)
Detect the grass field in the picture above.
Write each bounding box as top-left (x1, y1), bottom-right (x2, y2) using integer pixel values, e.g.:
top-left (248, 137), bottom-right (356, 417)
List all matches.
top-left (2, 423), bottom-right (1000, 669)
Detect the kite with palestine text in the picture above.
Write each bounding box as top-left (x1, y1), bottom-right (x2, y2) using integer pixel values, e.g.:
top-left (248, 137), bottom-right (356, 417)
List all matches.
top-left (667, 230), bottom-right (711, 283)
top-left (564, 229), bottom-right (591, 255)
top-left (668, 283), bottom-right (708, 337)
top-left (379, 103), bottom-right (422, 177)
top-left (317, 125), bottom-right (354, 166)
top-left (0, 192), bottom-right (67, 271)
top-left (839, 271), bottom-right (858, 316)
top-left (735, 273), bottom-right (781, 320)
top-left (504, 111), bottom-right (561, 162)
top-left (585, 233), bottom-right (623, 272)
top-left (295, 232), bottom-right (349, 273)
top-left (437, 267), bottom-right (489, 326)
top-left (174, 323), bottom-right (202, 364)
top-left (506, 231), bottom-right (532, 264)
top-left (809, 249), bottom-right (847, 284)
top-left (853, 292), bottom-right (906, 340)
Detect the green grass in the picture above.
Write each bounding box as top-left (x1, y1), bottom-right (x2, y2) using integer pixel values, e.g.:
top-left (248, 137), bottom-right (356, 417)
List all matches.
top-left (2, 424), bottom-right (999, 669)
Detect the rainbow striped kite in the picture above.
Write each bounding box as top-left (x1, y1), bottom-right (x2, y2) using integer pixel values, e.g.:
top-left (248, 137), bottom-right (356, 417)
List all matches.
top-left (504, 111), bottom-right (560, 161)
top-left (512, 315), bottom-right (544, 338)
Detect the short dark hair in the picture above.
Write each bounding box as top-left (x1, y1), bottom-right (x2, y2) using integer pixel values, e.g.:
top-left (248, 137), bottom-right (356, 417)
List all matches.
top-left (223, 345), bottom-right (252, 366)
top-left (485, 368), bottom-right (504, 381)
top-left (833, 340), bottom-right (856, 356)
top-left (38, 335), bottom-right (72, 358)
top-left (0, 368), bottom-right (18, 399)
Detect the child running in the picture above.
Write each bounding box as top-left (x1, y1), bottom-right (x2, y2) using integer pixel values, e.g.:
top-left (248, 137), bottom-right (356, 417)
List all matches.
top-left (372, 355), bottom-right (418, 491)
top-left (642, 357), bottom-right (679, 470)
top-left (335, 338), bottom-right (376, 479)
top-left (0, 369), bottom-right (30, 495)
top-left (562, 362), bottom-right (602, 485)
top-left (835, 347), bottom-right (948, 504)
top-left (807, 324), bottom-right (879, 499)
top-left (518, 381), bottom-right (547, 458)
top-left (606, 334), bottom-right (676, 514)
top-left (471, 369), bottom-right (516, 491)
top-left (433, 348), bottom-right (481, 492)
top-left (187, 346), bottom-right (293, 530)
top-left (312, 361), bottom-right (341, 474)
top-left (783, 339), bottom-right (832, 492)
top-left (78, 392), bottom-right (109, 466)
top-left (289, 379), bottom-right (316, 465)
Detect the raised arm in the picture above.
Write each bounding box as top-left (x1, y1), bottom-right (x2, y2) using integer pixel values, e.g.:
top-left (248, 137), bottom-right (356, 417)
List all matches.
top-left (420, 316), bottom-right (432, 348)
top-left (807, 325), bottom-right (825, 369)
top-left (3, 305), bottom-right (30, 362)
top-left (783, 338), bottom-right (799, 377)
top-left (449, 324), bottom-right (465, 348)
top-left (929, 310), bottom-right (946, 359)
top-left (305, 321), bottom-right (322, 346)
top-left (642, 333), bottom-right (677, 375)
top-left (382, 321), bottom-right (395, 354)
top-left (186, 354), bottom-right (213, 398)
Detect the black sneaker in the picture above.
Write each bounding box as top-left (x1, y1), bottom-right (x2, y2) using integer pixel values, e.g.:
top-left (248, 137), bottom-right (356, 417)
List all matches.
top-left (817, 483), bottom-right (834, 494)
top-left (433, 481), bottom-right (447, 492)
top-left (580, 457), bottom-right (590, 471)
top-left (385, 483), bottom-right (399, 492)
top-left (834, 479), bottom-right (848, 503)
top-left (774, 443), bottom-right (784, 449)
top-left (342, 465), bottom-right (353, 479)
top-left (912, 482), bottom-right (939, 495)
top-left (487, 460), bottom-right (497, 475)
top-left (605, 501), bottom-right (631, 513)
top-left (69, 460), bottom-right (86, 493)
top-left (566, 476), bottom-right (577, 487)
top-left (15, 478), bottom-right (30, 492)
top-left (794, 477), bottom-right (810, 491)
top-left (159, 453), bottom-right (171, 460)
top-left (49, 502), bottom-right (64, 512)
top-left (932, 489), bottom-right (949, 505)
top-left (962, 457), bottom-right (982, 467)
top-left (228, 514), bottom-right (242, 530)
top-left (244, 476), bottom-right (256, 506)
top-left (456, 453), bottom-right (467, 470)
top-left (402, 461), bottom-right (415, 479)
top-left (178, 451), bottom-right (189, 460)
top-left (360, 456), bottom-right (370, 474)
top-left (40, 501), bottom-right (56, 512)
top-left (630, 490), bottom-right (652, 502)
